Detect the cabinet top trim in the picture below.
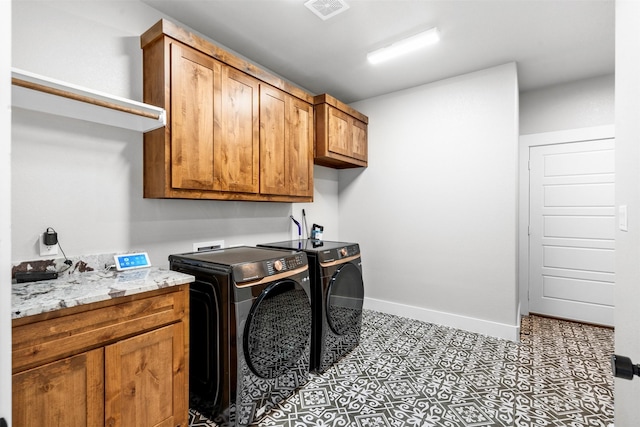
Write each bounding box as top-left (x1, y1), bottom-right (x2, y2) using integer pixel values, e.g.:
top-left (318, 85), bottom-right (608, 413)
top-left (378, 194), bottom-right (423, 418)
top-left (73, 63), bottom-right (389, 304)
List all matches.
top-left (141, 19), bottom-right (314, 104)
top-left (314, 93), bottom-right (369, 124)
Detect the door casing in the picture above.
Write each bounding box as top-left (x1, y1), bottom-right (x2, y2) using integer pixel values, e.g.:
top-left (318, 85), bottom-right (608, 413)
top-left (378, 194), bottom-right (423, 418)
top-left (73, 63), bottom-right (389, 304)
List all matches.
top-left (518, 125), bottom-right (615, 317)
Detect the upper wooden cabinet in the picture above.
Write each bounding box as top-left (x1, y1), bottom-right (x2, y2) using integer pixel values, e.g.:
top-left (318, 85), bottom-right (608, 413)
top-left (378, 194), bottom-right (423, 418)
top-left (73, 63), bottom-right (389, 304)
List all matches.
top-left (260, 85), bottom-right (314, 198)
top-left (169, 43), bottom-right (260, 194)
top-left (314, 94), bottom-right (369, 169)
top-left (141, 19), bottom-right (313, 202)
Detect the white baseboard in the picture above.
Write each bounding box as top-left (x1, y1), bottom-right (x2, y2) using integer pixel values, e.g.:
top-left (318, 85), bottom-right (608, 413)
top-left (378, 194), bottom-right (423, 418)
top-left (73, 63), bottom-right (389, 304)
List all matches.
top-left (364, 297), bottom-right (521, 342)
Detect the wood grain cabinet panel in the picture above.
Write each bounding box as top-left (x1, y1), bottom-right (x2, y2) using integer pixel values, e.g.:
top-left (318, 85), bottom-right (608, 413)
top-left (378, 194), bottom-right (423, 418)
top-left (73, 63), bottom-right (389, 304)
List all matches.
top-left (314, 93), bottom-right (368, 168)
top-left (105, 324), bottom-right (186, 427)
top-left (13, 349), bottom-right (104, 427)
top-left (216, 67), bottom-right (259, 194)
top-left (12, 286), bottom-right (189, 427)
top-left (170, 42), bottom-right (219, 191)
top-left (260, 85), bottom-right (313, 198)
top-left (141, 19), bottom-right (313, 202)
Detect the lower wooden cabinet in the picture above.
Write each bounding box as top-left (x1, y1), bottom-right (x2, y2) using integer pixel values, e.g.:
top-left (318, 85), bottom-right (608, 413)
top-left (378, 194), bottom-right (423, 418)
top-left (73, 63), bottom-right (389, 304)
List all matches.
top-left (12, 286), bottom-right (189, 427)
top-left (13, 349), bottom-right (104, 427)
top-left (105, 325), bottom-right (185, 427)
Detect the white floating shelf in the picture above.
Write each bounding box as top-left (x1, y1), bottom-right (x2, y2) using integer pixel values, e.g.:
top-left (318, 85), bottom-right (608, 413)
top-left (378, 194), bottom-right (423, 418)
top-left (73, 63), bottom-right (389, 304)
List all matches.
top-left (11, 68), bottom-right (166, 132)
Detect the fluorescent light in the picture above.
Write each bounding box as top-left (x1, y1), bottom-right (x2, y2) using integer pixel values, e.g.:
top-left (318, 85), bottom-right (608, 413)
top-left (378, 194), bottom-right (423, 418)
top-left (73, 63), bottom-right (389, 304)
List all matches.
top-left (367, 27), bottom-right (440, 65)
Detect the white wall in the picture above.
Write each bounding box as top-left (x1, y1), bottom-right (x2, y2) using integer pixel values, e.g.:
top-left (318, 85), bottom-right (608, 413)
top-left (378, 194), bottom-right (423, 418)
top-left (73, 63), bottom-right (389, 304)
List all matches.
top-left (11, 1), bottom-right (339, 268)
top-left (340, 63), bottom-right (520, 340)
top-left (614, 1), bottom-right (640, 425)
top-left (1, 0), bottom-right (12, 423)
top-left (520, 74), bottom-right (615, 135)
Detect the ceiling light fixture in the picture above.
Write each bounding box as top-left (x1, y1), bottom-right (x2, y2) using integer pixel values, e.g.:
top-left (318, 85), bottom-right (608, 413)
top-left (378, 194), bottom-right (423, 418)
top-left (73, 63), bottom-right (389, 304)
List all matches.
top-left (367, 27), bottom-right (440, 65)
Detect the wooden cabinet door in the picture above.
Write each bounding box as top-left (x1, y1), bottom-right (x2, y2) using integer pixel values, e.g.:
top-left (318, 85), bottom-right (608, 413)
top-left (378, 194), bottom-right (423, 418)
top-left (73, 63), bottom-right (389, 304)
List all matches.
top-left (105, 324), bottom-right (187, 427)
top-left (260, 86), bottom-right (313, 197)
top-left (287, 96), bottom-right (314, 197)
top-left (327, 106), bottom-right (352, 158)
top-left (350, 118), bottom-right (368, 161)
top-left (215, 66), bottom-right (259, 194)
top-left (13, 349), bottom-right (104, 427)
top-left (170, 42), bottom-right (259, 195)
top-left (170, 42), bottom-right (220, 191)
top-left (260, 85), bottom-right (287, 195)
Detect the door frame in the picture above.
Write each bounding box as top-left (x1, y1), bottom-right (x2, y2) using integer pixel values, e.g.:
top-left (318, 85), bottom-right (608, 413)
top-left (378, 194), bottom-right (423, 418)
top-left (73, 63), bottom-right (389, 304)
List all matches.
top-left (518, 125), bottom-right (615, 316)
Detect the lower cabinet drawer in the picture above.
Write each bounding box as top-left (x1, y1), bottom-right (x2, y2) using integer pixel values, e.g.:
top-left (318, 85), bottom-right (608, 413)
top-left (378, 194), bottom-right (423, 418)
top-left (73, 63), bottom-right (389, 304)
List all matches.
top-left (13, 287), bottom-right (187, 373)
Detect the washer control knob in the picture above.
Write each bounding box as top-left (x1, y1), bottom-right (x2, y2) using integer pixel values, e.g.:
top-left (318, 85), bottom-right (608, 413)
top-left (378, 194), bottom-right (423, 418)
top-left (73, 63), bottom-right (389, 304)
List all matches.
top-left (340, 248), bottom-right (348, 257)
top-left (273, 259), bottom-right (283, 271)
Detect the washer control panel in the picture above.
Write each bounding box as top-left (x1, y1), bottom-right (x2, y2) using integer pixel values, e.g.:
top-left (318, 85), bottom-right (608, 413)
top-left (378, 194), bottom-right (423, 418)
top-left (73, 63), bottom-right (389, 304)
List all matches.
top-left (266, 252), bottom-right (307, 275)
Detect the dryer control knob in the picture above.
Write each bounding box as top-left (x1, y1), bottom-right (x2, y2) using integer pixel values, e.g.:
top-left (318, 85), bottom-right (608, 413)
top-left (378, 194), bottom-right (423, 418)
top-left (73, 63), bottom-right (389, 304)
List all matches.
top-left (273, 259), bottom-right (283, 271)
top-left (340, 248), bottom-right (348, 257)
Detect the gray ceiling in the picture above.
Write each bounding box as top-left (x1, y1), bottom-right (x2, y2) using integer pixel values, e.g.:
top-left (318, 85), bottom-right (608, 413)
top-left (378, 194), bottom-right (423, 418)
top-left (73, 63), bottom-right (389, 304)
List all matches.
top-left (142, 0), bottom-right (615, 104)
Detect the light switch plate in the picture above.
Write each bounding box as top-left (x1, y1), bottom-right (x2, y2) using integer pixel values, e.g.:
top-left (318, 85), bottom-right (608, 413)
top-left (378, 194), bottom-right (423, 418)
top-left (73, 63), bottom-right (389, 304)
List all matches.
top-left (619, 205), bottom-right (628, 232)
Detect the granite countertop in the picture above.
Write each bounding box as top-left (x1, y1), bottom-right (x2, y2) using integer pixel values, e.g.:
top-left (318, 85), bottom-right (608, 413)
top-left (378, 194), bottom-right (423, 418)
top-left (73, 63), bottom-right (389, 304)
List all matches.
top-left (11, 267), bottom-right (194, 320)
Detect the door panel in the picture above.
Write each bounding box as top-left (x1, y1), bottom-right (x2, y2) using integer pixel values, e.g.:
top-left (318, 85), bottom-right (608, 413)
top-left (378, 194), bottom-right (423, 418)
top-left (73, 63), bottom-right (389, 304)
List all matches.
top-left (259, 86), bottom-right (287, 195)
top-left (215, 67), bottom-right (259, 193)
top-left (543, 276), bottom-right (614, 306)
top-left (544, 183), bottom-right (614, 207)
top-left (543, 149), bottom-right (614, 176)
top-left (105, 325), bottom-right (183, 427)
top-left (170, 42), bottom-right (219, 191)
top-left (12, 349), bottom-right (104, 427)
top-left (543, 246), bottom-right (614, 272)
top-left (327, 108), bottom-right (351, 157)
top-left (529, 139), bottom-right (615, 326)
top-left (544, 215), bottom-right (615, 240)
top-left (287, 97), bottom-right (313, 197)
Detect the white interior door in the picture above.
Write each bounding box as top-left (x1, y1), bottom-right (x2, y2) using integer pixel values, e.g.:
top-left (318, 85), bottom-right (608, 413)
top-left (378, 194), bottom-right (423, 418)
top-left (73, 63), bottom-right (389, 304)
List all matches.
top-left (529, 139), bottom-right (615, 326)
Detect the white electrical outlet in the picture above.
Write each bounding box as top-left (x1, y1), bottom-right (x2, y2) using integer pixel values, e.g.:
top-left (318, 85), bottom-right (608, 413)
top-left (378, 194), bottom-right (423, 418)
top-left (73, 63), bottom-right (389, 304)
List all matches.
top-left (193, 240), bottom-right (224, 252)
top-left (39, 238), bottom-right (58, 257)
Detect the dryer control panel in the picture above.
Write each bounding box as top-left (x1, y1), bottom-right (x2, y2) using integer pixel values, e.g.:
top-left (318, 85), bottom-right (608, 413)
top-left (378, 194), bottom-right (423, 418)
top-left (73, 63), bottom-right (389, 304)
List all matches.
top-left (317, 243), bottom-right (360, 263)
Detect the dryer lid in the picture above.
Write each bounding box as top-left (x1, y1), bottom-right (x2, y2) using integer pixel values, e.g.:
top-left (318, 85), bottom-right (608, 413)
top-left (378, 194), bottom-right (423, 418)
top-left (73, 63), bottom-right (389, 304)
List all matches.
top-left (259, 240), bottom-right (360, 262)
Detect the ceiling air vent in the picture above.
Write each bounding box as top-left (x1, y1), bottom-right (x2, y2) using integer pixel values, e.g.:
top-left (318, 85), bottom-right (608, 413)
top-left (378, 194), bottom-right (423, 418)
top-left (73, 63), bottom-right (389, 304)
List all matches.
top-left (304, 0), bottom-right (350, 21)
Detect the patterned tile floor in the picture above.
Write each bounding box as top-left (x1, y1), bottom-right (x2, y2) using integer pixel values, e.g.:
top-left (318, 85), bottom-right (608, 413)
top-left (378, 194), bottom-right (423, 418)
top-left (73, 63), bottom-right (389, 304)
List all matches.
top-left (189, 310), bottom-right (614, 427)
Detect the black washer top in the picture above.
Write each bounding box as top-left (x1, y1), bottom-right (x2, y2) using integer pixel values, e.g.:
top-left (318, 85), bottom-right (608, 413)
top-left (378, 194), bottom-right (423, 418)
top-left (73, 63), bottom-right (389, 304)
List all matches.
top-left (172, 246), bottom-right (294, 266)
top-left (169, 246), bottom-right (307, 282)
